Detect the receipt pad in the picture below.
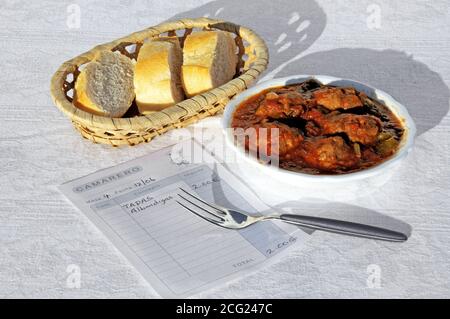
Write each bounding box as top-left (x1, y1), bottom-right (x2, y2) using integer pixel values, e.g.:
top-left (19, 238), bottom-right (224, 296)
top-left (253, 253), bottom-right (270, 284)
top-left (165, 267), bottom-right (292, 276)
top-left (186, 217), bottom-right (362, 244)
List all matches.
top-left (59, 139), bottom-right (307, 297)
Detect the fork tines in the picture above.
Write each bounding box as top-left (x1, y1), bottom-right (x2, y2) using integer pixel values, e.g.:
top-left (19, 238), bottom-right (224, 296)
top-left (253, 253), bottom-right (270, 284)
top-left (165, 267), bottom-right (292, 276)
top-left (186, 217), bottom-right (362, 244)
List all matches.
top-left (176, 188), bottom-right (226, 226)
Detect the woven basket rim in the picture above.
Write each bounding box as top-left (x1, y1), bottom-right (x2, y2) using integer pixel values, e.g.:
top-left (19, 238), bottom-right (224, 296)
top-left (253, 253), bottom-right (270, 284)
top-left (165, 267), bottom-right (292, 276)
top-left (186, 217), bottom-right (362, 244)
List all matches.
top-left (50, 18), bottom-right (269, 131)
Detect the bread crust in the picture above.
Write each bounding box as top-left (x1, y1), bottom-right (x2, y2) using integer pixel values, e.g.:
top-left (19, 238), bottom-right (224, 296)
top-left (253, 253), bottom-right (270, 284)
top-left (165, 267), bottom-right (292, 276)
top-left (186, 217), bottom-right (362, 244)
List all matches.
top-left (74, 51), bottom-right (135, 117)
top-left (74, 31), bottom-right (239, 117)
top-left (134, 37), bottom-right (184, 113)
top-left (181, 31), bottom-right (238, 97)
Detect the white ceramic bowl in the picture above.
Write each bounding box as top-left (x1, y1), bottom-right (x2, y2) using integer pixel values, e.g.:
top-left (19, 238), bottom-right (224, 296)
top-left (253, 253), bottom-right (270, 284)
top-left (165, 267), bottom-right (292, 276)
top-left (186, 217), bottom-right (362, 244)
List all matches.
top-left (222, 75), bottom-right (416, 201)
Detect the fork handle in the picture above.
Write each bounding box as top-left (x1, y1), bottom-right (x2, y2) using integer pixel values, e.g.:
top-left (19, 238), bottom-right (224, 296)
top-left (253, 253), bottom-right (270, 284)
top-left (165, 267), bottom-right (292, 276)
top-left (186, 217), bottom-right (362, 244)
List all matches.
top-left (279, 214), bottom-right (408, 242)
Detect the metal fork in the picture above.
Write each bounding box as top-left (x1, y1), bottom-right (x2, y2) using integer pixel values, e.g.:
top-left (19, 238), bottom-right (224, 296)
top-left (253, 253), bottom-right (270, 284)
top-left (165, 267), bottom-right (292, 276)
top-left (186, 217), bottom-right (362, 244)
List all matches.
top-left (175, 188), bottom-right (408, 242)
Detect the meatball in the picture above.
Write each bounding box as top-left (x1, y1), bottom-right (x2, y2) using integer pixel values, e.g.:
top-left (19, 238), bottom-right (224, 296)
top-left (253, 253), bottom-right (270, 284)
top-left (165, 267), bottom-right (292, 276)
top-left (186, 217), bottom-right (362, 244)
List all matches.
top-left (321, 113), bottom-right (381, 145)
top-left (312, 87), bottom-right (363, 110)
top-left (242, 122), bottom-right (303, 157)
top-left (302, 109), bottom-right (381, 145)
top-left (255, 91), bottom-right (308, 118)
top-left (297, 136), bottom-right (358, 171)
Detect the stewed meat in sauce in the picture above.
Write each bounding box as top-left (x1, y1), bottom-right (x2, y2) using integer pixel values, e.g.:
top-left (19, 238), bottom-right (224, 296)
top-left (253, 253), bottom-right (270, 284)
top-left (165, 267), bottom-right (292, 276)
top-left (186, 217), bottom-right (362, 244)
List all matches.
top-left (231, 79), bottom-right (405, 175)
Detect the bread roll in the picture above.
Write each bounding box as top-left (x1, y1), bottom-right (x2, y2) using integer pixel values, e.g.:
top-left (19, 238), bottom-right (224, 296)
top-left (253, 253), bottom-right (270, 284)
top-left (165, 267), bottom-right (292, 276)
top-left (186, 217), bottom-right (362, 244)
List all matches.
top-left (181, 31), bottom-right (238, 97)
top-left (74, 51), bottom-right (135, 117)
top-left (134, 37), bottom-right (184, 113)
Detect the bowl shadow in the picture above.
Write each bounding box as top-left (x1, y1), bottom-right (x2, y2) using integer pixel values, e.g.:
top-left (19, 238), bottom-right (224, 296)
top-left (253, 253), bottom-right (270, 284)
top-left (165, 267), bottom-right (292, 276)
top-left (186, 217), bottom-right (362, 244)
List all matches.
top-left (275, 48), bottom-right (449, 137)
top-left (272, 200), bottom-right (412, 238)
top-left (207, 163), bottom-right (412, 239)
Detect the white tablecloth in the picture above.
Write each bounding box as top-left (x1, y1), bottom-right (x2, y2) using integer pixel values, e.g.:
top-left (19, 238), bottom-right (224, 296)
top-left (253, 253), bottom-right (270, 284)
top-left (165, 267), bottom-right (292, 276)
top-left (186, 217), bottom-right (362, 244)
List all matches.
top-left (1, 0), bottom-right (449, 298)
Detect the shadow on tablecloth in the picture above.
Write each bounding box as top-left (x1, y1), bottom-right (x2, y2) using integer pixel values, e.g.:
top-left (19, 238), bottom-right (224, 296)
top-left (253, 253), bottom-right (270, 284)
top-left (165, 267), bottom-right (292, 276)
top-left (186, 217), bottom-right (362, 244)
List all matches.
top-left (166, 1), bottom-right (449, 136)
top-left (167, 0), bottom-right (327, 74)
top-left (207, 163), bottom-right (412, 238)
top-left (275, 48), bottom-right (450, 137)
top-left (273, 201), bottom-right (412, 238)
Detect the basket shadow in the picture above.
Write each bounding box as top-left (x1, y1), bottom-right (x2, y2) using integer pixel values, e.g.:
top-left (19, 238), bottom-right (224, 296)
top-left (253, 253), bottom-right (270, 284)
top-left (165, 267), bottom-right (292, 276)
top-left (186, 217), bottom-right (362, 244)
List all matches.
top-left (166, 0), bottom-right (327, 73)
top-left (275, 48), bottom-right (450, 137)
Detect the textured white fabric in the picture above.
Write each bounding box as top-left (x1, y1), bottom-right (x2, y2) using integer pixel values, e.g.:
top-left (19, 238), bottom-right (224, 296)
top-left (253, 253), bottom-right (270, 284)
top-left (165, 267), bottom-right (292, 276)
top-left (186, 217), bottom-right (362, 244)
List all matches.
top-left (1, 0), bottom-right (449, 298)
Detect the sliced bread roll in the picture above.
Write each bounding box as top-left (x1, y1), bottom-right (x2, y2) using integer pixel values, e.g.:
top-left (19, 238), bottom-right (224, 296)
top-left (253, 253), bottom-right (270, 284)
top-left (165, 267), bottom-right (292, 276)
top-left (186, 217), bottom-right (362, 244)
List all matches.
top-left (74, 51), bottom-right (135, 117)
top-left (134, 37), bottom-right (184, 113)
top-left (181, 31), bottom-right (238, 97)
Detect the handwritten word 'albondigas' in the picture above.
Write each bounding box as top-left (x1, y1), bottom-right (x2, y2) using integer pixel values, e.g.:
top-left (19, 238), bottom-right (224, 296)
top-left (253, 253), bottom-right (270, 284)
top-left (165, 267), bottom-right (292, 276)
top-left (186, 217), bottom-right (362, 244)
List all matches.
top-left (122, 195), bottom-right (173, 214)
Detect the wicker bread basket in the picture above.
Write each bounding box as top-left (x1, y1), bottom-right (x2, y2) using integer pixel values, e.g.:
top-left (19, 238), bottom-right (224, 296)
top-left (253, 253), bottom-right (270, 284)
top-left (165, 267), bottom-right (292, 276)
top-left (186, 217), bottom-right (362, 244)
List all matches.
top-left (50, 18), bottom-right (269, 146)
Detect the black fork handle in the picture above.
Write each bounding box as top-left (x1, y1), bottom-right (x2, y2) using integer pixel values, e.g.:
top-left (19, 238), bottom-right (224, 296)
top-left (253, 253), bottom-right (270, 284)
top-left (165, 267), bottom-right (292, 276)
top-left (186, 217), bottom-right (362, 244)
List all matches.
top-left (279, 214), bottom-right (408, 242)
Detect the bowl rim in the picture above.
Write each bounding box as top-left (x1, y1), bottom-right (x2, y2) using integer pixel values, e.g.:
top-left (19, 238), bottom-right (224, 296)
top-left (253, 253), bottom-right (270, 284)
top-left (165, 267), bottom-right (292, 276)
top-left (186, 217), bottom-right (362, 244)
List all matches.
top-left (222, 74), bottom-right (417, 182)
